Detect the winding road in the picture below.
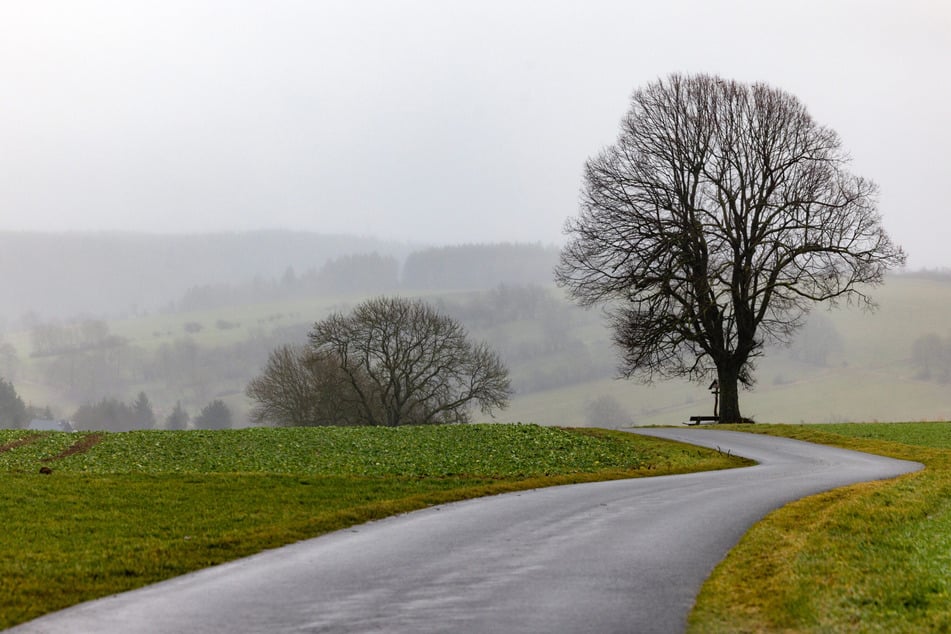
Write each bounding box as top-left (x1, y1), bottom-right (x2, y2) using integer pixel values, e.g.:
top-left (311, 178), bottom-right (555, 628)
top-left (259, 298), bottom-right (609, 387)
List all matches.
top-left (8, 428), bottom-right (921, 634)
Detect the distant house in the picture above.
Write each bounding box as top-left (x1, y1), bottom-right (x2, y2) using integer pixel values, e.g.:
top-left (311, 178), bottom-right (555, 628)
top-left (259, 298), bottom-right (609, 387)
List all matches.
top-left (27, 419), bottom-right (76, 433)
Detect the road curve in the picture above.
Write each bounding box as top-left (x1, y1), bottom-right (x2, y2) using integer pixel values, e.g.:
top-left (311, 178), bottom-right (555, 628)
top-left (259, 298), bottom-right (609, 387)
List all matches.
top-left (8, 429), bottom-right (920, 634)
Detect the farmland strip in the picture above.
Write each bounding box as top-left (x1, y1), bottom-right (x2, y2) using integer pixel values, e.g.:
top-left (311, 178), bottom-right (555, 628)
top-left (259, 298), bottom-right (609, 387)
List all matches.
top-left (41, 433), bottom-right (105, 463)
top-left (0, 434), bottom-right (41, 454)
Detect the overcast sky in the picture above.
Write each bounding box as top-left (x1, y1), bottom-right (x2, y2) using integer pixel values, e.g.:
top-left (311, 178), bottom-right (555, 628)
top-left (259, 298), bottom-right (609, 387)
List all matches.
top-left (1, 0), bottom-right (948, 267)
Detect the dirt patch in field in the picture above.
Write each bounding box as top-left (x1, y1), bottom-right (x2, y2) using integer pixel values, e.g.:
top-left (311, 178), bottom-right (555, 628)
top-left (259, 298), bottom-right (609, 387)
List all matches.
top-left (0, 434), bottom-right (41, 454)
top-left (41, 433), bottom-right (105, 463)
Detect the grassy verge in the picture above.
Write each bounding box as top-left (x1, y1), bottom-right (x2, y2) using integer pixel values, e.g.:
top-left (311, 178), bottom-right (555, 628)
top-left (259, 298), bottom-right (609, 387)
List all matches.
top-left (0, 424), bottom-right (748, 629)
top-left (688, 422), bottom-right (951, 633)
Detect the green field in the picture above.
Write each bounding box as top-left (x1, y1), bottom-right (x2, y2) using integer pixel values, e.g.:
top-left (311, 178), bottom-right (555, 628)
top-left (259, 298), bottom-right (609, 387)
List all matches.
top-left (689, 422), bottom-right (951, 633)
top-left (0, 424), bottom-right (747, 629)
top-left (5, 423), bottom-right (950, 631)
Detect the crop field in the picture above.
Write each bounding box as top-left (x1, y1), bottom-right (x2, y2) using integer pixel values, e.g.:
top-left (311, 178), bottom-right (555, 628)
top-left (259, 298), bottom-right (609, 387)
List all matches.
top-left (2, 425), bottom-right (672, 476)
top-left (0, 424), bottom-right (747, 629)
top-left (689, 422), bottom-right (951, 633)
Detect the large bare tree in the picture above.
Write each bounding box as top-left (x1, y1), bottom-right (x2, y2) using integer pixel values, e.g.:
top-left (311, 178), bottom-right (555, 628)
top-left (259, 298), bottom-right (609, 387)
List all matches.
top-left (556, 74), bottom-right (905, 423)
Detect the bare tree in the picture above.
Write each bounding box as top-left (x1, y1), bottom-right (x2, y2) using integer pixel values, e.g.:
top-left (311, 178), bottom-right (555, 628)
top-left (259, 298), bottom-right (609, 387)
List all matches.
top-left (309, 296), bottom-right (511, 426)
top-left (246, 344), bottom-right (368, 426)
top-left (556, 74), bottom-right (905, 423)
top-left (247, 345), bottom-right (320, 427)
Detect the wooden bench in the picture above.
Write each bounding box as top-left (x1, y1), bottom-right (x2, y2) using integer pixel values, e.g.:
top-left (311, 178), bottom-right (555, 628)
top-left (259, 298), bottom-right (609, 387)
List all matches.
top-left (685, 415), bottom-right (720, 426)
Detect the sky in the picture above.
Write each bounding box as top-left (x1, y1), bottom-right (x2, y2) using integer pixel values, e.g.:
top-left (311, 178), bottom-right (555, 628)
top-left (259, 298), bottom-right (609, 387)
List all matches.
top-left (1, 0), bottom-right (948, 268)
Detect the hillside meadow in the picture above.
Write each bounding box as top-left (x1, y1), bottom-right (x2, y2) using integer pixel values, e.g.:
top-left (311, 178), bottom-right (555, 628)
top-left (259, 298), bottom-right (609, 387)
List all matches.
top-left (0, 424), bottom-right (747, 629)
top-left (3, 272), bottom-right (951, 428)
top-left (504, 274), bottom-right (951, 426)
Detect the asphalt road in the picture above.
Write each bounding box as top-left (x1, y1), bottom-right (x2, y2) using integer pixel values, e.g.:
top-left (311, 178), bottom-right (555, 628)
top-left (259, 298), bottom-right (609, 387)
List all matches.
top-left (8, 429), bottom-right (921, 634)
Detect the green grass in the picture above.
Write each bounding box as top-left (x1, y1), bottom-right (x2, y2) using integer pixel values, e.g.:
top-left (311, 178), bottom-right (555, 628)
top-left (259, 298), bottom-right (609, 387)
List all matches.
top-left (688, 422), bottom-right (951, 633)
top-left (0, 424), bottom-right (747, 629)
top-left (817, 421), bottom-right (951, 450)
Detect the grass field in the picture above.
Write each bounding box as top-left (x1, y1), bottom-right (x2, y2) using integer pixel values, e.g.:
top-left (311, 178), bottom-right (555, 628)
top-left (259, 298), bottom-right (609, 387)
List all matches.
top-left (0, 424), bottom-right (748, 629)
top-left (689, 422), bottom-right (951, 633)
top-left (5, 422), bottom-right (950, 631)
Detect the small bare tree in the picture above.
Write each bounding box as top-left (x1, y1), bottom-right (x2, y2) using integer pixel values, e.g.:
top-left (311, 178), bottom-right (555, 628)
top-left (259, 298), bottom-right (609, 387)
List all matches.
top-left (556, 74), bottom-right (905, 423)
top-left (246, 345), bottom-right (367, 426)
top-left (310, 296), bottom-right (511, 426)
top-left (247, 345), bottom-right (324, 427)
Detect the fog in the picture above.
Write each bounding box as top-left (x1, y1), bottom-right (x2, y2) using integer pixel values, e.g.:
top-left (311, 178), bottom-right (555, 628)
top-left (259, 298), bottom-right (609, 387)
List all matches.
top-left (1, 0), bottom-right (949, 268)
top-left (2, 1), bottom-right (951, 428)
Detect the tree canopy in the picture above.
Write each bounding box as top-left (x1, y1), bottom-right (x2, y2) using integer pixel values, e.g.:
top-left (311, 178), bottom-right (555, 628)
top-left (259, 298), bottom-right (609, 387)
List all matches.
top-left (248, 297), bottom-right (512, 426)
top-left (246, 345), bottom-right (362, 427)
top-left (556, 74), bottom-right (905, 423)
top-left (0, 378), bottom-right (27, 429)
top-left (194, 399), bottom-right (232, 430)
top-left (165, 401), bottom-right (190, 430)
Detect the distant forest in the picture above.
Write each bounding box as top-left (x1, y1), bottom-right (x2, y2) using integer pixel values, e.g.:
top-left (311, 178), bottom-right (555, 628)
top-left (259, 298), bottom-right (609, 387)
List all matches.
top-left (176, 243), bottom-right (559, 313)
top-left (0, 231), bottom-right (559, 325)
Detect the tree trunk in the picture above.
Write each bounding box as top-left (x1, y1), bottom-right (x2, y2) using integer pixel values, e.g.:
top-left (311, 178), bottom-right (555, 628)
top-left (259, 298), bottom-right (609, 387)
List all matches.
top-left (716, 363), bottom-right (743, 424)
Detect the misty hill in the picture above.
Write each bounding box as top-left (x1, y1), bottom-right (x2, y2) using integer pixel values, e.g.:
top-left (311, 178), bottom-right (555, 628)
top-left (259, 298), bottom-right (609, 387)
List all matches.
top-left (0, 231), bottom-right (411, 323)
top-left (7, 231), bottom-right (948, 429)
top-left (175, 243), bottom-right (561, 313)
top-left (0, 232), bottom-right (561, 325)
top-left (4, 270), bottom-right (951, 430)
top-left (402, 243), bottom-right (559, 290)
